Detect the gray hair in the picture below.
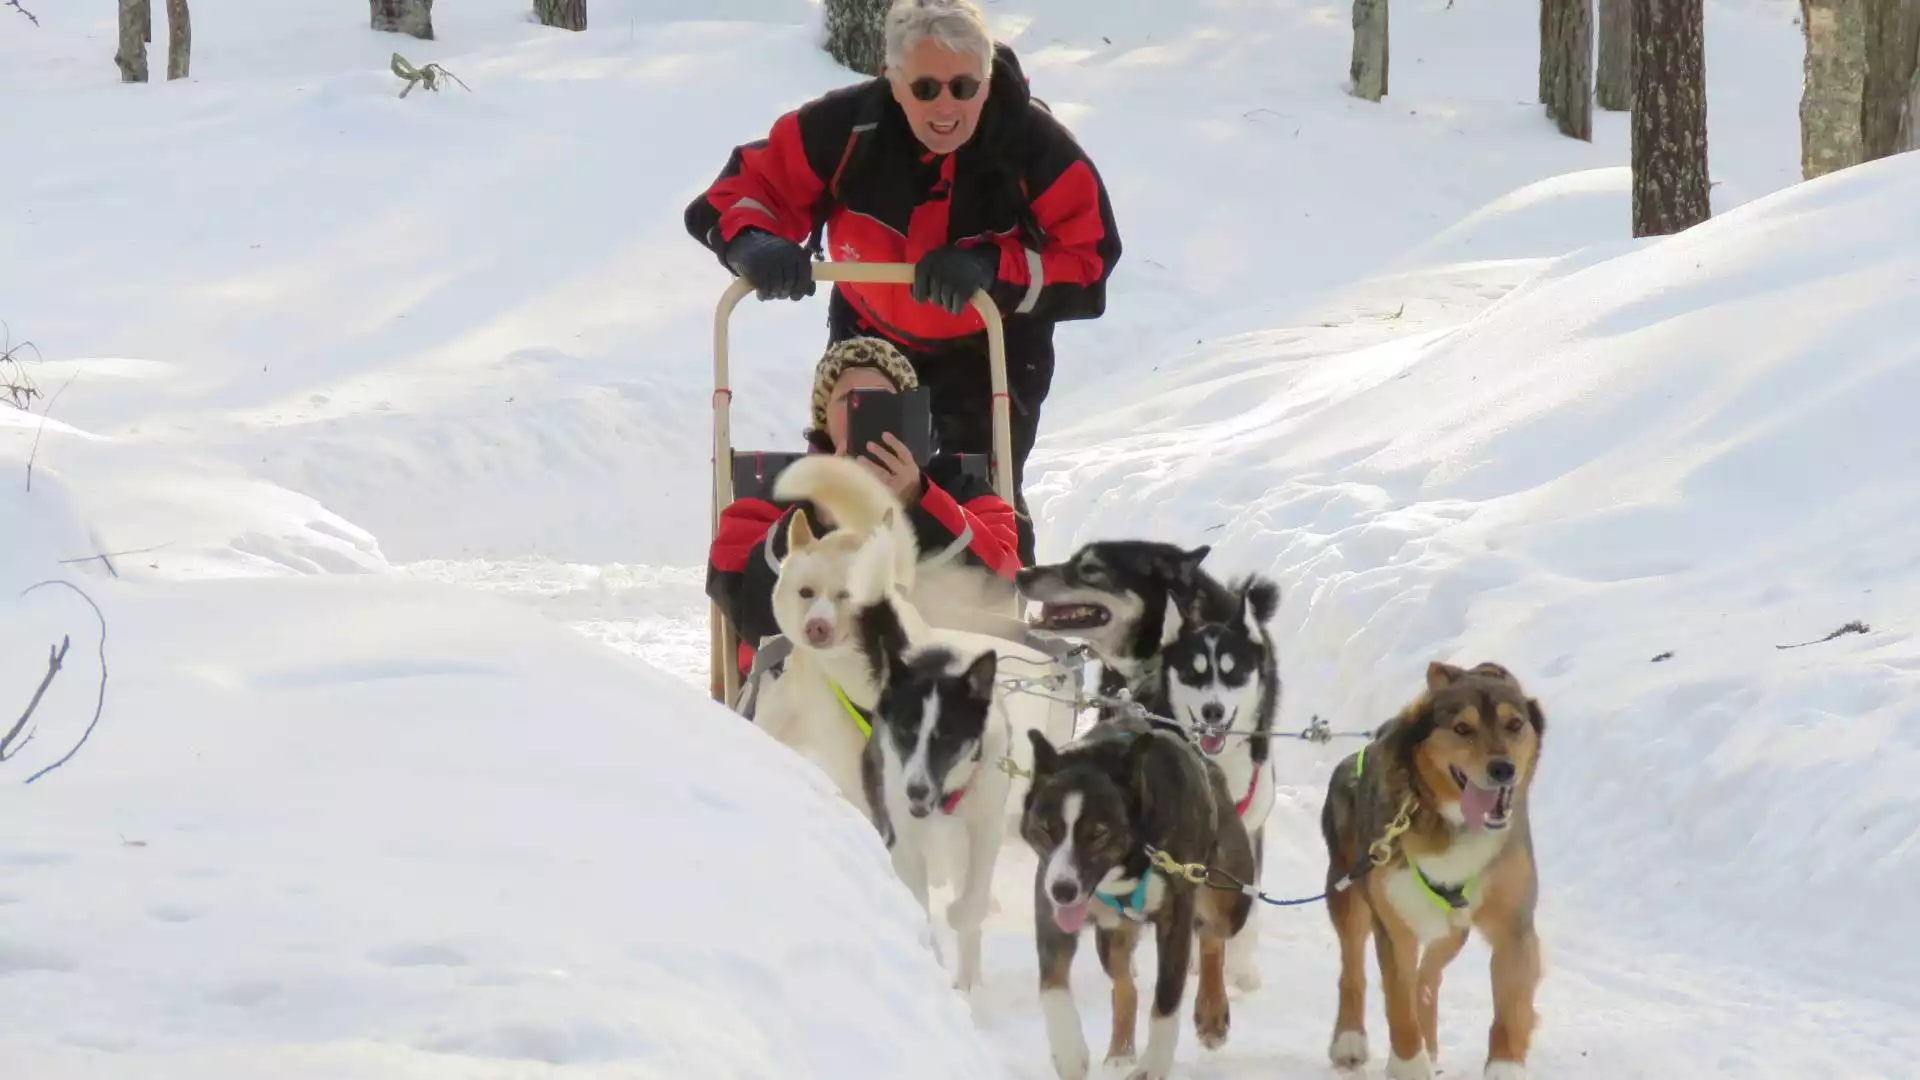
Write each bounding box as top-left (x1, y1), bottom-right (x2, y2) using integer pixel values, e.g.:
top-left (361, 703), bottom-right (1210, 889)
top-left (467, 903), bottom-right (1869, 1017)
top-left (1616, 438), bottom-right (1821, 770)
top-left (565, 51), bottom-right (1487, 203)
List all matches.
top-left (884, 0), bottom-right (994, 78)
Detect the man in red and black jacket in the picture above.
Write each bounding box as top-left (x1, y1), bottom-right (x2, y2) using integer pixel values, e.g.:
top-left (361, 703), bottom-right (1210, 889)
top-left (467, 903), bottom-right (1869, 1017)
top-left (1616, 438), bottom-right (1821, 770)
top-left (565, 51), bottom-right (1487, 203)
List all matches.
top-left (708, 337), bottom-right (1022, 685)
top-left (685, 8), bottom-right (1122, 566)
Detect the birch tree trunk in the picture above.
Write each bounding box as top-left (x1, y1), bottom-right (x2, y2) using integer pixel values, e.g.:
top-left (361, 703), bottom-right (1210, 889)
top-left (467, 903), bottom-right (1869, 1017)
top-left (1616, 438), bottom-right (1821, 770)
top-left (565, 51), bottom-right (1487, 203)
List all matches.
top-left (116, 0), bottom-right (149, 82)
top-left (823, 0), bottom-right (888, 76)
top-left (1861, 0), bottom-right (1920, 159)
top-left (534, 0), bottom-right (587, 31)
top-left (1800, 0), bottom-right (1868, 178)
top-left (1350, 0), bottom-right (1389, 102)
top-left (166, 0), bottom-right (190, 80)
top-left (371, 0), bottom-right (433, 40)
top-left (1631, 0), bottom-right (1711, 236)
top-left (1597, 0), bottom-right (1633, 109)
top-left (1541, 0), bottom-right (1595, 138)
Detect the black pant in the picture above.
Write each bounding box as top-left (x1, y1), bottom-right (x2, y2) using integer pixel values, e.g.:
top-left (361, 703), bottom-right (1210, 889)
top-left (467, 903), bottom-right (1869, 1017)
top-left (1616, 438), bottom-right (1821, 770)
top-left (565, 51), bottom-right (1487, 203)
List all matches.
top-left (828, 292), bottom-right (1053, 564)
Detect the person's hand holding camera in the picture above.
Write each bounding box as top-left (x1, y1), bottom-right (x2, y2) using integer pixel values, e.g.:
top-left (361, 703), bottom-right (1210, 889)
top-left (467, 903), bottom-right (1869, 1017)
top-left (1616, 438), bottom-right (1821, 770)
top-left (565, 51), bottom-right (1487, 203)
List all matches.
top-left (855, 433), bottom-right (924, 505)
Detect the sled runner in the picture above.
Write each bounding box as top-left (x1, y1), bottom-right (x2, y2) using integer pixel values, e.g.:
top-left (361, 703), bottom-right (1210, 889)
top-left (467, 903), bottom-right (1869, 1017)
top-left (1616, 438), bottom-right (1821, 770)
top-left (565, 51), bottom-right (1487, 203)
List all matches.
top-left (708, 262), bottom-right (1022, 706)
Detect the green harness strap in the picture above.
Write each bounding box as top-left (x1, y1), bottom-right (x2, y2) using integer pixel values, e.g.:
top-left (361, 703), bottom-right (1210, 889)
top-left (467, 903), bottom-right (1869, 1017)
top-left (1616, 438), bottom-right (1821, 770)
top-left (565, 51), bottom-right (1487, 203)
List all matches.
top-left (1353, 745), bottom-right (1477, 912)
top-left (831, 681), bottom-right (874, 740)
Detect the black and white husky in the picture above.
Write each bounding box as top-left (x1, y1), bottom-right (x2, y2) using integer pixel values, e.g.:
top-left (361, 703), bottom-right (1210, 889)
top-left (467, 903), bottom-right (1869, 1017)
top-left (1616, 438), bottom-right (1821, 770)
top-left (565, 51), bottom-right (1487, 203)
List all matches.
top-left (860, 636), bottom-right (1013, 993)
top-left (1160, 574), bottom-right (1282, 992)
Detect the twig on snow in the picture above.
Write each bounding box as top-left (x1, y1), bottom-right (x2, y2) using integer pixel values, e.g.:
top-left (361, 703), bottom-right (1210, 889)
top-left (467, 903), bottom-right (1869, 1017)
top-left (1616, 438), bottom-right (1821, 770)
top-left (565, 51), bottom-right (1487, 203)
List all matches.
top-left (5, 0), bottom-right (38, 26)
top-left (25, 370), bottom-right (76, 494)
top-left (0, 637), bottom-right (67, 761)
top-left (1, 323), bottom-right (42, 411)
top-left (58, 540), bottom-right (174, 579)
top-left (1775, 620), bottom-right (1870, 650)
top-left (12, 580), bottom-right (110, 785)
top-left (390, 52), bottom-right (469, 98)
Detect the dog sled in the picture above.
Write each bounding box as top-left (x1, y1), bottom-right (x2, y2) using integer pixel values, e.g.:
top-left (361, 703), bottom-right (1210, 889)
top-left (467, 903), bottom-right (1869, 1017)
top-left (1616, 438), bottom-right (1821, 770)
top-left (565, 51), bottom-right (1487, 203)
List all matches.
top-left (707, 260), bottom-right (1063, 708)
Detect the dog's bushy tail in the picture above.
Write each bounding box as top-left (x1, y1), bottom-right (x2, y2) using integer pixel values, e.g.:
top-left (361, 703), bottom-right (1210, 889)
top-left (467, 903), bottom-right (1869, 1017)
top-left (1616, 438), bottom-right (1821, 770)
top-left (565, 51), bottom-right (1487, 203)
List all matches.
top-left (772, 454), bottom-right (918, 585)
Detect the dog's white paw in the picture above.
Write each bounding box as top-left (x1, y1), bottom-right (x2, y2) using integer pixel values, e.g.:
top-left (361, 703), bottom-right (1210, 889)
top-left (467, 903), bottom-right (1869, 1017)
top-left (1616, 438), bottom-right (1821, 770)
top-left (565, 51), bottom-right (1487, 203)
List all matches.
top-left (1387, 1050), bottom-right (1435, 1080)
top-left (1041, 988), bottom-right (1090, 1080)
top-left (1328, 1030), bottom-right (1368, 1069)
top-left (1483, 1061), bottom-right (1527, 1080)
top-left (1102, 1051), bottom-right (1136, 1071)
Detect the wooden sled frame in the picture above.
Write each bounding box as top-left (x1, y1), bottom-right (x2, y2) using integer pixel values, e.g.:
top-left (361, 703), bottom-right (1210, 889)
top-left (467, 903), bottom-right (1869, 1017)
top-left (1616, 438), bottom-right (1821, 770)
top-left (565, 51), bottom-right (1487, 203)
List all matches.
top-left (708, 262), bottom-right (1016, 705)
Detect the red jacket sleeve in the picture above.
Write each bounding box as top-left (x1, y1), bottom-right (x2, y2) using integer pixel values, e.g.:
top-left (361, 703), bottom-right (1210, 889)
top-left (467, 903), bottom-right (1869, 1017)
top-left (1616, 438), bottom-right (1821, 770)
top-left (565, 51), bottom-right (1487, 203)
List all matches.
top-left (911, 480), bottom-right (1021, 580)
top-left (970, 109), bottom-right (1121, 324)
top-left (706, 497), bottom-right (788, 650)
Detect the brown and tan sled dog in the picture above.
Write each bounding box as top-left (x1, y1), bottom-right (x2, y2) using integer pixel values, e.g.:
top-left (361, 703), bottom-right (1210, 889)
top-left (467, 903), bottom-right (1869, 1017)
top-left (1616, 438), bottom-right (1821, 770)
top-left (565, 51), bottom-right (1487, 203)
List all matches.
top-left (1318, 660), bottom-right (1547, 1080)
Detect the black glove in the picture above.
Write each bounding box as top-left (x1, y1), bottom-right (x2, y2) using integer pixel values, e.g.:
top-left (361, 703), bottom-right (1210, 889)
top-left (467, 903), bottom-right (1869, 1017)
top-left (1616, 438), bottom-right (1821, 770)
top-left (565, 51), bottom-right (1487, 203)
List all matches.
top-left (724, 228), bottom-right (816, 301)
top-left (912, 245), bottom-right (999, 316)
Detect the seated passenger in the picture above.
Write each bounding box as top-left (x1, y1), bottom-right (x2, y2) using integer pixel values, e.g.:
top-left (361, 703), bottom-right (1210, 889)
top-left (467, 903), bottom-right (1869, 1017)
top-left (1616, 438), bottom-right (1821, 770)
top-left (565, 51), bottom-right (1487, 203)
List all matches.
top-left (707, 337), bottom-right (1021, 693)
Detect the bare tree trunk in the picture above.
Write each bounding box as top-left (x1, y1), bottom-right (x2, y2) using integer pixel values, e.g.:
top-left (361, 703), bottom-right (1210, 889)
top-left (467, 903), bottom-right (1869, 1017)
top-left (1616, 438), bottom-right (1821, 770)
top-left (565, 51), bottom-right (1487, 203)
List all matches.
top-left (823, 0), bottom-right (888, 76)
top-left (165, 0), bottom-right (190, 80)
top-left (116, 0), bottom-right (149, 82)
top-left (534, 0), bottom-right (586, 31)
top-left (371, 0), bottom-right (433, 40)
top-left (1801, 0), bottom-right (1869, 178)
top-left (1904, 37), bottom-right (1920, 148)
top-left (1598, 0), bottom-right (1633, 109)
top-left (1631, 0), bottom-right (1711, 236)
top-left (1861, 0), bottom-right (1920, 158)
top-left (1351, 0), bottom-right (1389, 101)
top-left (1541, 0), bottom-right (1595, 138)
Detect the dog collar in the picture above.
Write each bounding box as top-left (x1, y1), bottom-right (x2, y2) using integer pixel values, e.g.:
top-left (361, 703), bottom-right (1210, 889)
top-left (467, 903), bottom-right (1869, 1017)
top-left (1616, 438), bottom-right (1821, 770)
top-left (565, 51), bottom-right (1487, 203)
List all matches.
top-left (1408, 855), bottom-right (1478, 911)
top-left (1095, 873), bottom-right (1152, 921)
top-left (939, 785), bottom-right (967, 814)
top-left (1234, 766), bottom-right (1263, 818)
top-left (829, 681), bottom-right (874, 740)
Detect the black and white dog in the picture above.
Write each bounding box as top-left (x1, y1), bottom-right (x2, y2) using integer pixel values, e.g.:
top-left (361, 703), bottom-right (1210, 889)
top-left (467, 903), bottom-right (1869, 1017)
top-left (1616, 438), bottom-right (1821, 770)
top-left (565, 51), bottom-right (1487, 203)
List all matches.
top-left (1160, 573), bottom-right (1282, 992)
top-left (857, 608), bottom-right (1014, 993)
top-left (1020, 718), bottom-right (1255, 1080)
top-left (1015, 540), bottom-right (1231, 721)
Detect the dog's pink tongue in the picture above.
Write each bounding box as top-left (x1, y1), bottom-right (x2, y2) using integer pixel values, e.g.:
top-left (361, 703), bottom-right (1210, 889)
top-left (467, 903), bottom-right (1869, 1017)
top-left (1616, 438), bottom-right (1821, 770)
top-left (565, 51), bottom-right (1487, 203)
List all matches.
top-left (1052, 899), bottom-right (1091, 933)
top-left (1459, 783), bottom-right (1501, 830)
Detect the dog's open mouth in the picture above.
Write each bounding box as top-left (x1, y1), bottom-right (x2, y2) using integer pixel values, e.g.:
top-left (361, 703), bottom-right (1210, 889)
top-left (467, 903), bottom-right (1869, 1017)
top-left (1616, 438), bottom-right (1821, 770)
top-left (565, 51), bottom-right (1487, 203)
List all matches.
top-left (1450, 766), bottom-right (1516, 831)
top-left (1029, 602), bottom-right (1111, 631)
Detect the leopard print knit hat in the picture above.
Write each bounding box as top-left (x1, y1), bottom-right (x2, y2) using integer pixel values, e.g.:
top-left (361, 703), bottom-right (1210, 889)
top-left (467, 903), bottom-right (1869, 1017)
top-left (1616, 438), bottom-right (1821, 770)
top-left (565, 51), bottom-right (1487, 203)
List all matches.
top-left (809, 336), bottom-right (920, 432)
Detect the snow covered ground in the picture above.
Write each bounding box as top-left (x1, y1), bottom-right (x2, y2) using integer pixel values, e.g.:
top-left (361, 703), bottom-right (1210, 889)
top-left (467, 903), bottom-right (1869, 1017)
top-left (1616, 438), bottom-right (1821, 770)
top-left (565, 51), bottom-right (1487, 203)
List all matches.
top-left (4, 0), bottom-right (1916, 1076)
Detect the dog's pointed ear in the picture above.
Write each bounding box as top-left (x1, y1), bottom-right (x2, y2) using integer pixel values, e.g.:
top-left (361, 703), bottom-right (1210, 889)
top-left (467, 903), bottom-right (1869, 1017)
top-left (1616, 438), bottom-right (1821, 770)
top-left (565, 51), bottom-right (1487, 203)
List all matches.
top-left (1426, 660), bottom-right (1467, 691)
top-left (785, 506), bottom-right (818, 553)
top-left (1526, 696), bottom-right (1546, 737)
top-left (1176, 544), bottom-right (1211, 580)
top-left (962, 649), bottom-right (998, 702)
top-left (1244, 576), bottom-right (1280, 627)
top-left (1468, 661), bottom-right (1516, 683)
top-left (1027, 727), bottom-right (1060, 775)
top-left (1160, 590), bottom-right (1186, 647)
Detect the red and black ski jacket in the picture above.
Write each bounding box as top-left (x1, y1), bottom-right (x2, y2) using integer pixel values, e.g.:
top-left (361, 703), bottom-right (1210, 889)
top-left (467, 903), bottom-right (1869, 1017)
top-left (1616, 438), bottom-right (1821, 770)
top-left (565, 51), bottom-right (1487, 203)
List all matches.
top-left (707, 453), bottom-right (1021, 675)
top-left (684, 42), bottom-right (1121, 354)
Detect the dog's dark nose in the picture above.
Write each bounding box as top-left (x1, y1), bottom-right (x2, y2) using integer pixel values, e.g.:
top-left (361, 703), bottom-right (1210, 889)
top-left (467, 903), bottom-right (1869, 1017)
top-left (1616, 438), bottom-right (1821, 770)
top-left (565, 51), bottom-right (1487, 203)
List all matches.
top-left (906, 782), bottom-right (931, 804)
top-left (1049, 879), bottom-right (1081, 904)
top-left (1201, 703), bottom-right (1225, 725)
top-left (1486, 758), bottom-right (1516, 785)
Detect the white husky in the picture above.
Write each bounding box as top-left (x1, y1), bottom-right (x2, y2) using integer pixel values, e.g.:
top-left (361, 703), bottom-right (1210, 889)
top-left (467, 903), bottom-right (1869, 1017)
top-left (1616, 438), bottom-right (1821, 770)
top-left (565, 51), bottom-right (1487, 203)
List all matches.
top-left (749, 454), bottom-right (1076, 838)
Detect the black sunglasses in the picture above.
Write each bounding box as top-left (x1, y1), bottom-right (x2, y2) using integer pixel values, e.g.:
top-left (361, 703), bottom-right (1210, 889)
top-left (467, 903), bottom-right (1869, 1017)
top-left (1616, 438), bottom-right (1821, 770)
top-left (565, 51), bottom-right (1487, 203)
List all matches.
top-left (907, 74), bottom-right (983, 102)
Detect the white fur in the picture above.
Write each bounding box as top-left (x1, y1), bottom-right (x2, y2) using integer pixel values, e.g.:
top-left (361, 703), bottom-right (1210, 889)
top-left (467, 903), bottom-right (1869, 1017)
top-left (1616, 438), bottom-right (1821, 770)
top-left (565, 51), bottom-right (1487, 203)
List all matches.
top-left (1041, 986), bottom-right (1091, 1080)
top-left (1128, 1013), bottom-right (1179, 1080)
top-left (873, 664), bottom-right (1014, 992)
top-left (1329, 1029), bottom-right (1369, 1068)
top-left (1484, 1062), bottom-right (1527, 1080)
top-left (1387, 1049), bottom-right (1435, 1080)
top-left (1383, 826), bottom-right (1511, 944)
top-left (1041, 792), bottom-right (1083, 901)
top-left (753, 456), bottom-right (1074, 823)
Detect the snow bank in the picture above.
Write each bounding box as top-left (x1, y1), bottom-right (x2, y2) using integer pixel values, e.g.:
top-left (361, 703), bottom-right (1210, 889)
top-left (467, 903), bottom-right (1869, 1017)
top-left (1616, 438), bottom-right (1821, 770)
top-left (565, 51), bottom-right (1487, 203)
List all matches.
top-left (1030, 152), bottom-right (1920, 1008)
top-left (0, 465), bottom-right (1001, 1077)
